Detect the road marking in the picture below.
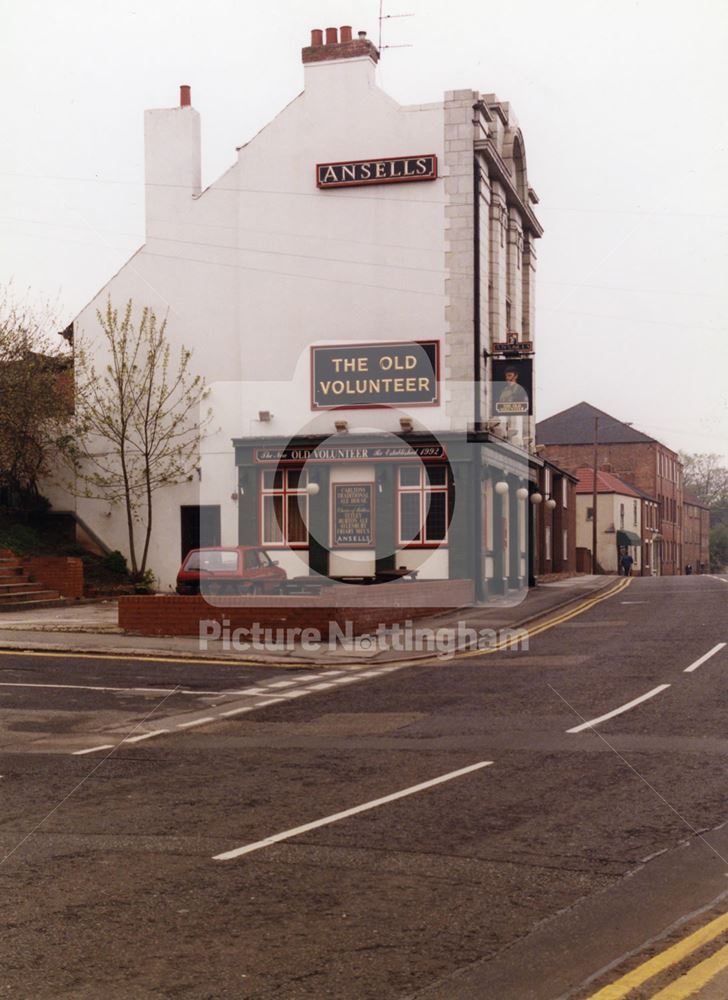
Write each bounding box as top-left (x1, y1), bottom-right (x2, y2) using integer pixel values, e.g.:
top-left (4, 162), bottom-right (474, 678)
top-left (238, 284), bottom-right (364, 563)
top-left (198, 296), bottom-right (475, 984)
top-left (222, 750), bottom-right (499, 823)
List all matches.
top-left (177, 717), bottom-right (216, 728)
top-left (123, 729), bottom-right (169, 743)
top-left (0, 682), bottom-right (224, 695)
top-left (213, 760), bottom-right (494, 861)
top-left (583, 911), bottom-right (728, 999)
top-left (219, 706), bottom-right (256, 717)
top-left (305, 682), bottom-right (335, 691)
top-left (567, 684), bottom-right (671, 734)
top-left (72, 744), bottom-right (115, 755)
top-left (649, 940), bottom-right (728, 999)
top-left (265, 680), bottom-right (298, 688)
top-left (684, 643), bottom-right (726, 673)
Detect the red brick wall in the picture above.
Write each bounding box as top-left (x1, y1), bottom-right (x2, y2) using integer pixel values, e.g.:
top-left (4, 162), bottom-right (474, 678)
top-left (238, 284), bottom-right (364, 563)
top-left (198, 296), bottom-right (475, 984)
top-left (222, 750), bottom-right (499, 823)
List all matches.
top-left (541, 441), bottom-right (684, 575)
top-left (24, 556), bottom-right (84, 599)
top-left (119, 580), bottom-right (474, 637)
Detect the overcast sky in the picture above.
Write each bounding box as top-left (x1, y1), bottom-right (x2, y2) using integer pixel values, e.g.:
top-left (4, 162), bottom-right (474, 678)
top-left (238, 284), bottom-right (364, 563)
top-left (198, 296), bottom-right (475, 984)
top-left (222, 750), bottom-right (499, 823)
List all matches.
top-left (2, 0), bottom-right (727, 459)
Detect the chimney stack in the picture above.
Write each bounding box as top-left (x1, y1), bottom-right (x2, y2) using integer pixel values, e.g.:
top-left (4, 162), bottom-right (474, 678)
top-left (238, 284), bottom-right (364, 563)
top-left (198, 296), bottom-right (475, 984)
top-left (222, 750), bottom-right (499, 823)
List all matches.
top-left (302, 24), bottom-right (380, 65)
top-left (180, 85), bottom-right (191, 107)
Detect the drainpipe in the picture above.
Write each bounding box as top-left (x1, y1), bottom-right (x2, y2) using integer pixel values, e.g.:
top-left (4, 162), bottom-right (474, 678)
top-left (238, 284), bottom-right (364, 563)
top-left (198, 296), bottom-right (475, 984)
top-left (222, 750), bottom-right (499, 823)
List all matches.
top-left (472, 149), bottom-right (485, 602)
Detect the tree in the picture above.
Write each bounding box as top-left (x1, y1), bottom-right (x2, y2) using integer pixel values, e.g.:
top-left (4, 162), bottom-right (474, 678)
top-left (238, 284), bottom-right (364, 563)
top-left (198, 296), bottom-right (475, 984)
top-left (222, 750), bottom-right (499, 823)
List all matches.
top-left (0, 287), bottom-right (71, 508)
top-left (679, 452), bottom-right (728, 508)
top-left (710, 524), bottom-right (728, 572)
top-left (71, 300), bottom-right (209, 580)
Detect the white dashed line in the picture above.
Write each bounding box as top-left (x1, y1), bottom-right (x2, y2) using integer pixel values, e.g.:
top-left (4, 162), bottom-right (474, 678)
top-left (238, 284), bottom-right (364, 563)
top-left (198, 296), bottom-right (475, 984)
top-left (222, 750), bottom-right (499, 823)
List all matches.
top-left (567, 684), bottom-right (671, 734)
top-left (123, 729), bottom-right (170, 743)
top-left (213, 760), bottom-right (494, 861)
top-left (66, 667), bottom-right (397, 755)
top-left (72, 744), bottom-right (115, 755)
top-left (684, 643), bottom-right (727, 673)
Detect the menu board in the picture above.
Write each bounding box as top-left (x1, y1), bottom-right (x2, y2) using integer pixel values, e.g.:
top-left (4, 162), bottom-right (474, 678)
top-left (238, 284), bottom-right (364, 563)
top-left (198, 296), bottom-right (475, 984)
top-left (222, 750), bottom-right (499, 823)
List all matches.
top-left (333, 483), bottom-right (374, 547)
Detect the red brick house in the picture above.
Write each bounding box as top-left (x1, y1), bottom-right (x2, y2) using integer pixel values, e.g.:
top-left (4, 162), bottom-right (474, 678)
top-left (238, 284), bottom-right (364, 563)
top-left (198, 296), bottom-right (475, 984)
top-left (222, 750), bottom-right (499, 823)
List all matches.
top-left (537, 402), bottom-right (683, 575)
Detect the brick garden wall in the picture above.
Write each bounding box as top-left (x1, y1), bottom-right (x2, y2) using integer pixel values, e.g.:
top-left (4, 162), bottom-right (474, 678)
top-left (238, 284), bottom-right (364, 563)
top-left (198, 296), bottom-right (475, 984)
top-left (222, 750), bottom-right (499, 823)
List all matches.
top-left (119, 580), bottom-right (474, 637)
top-left (24, 556), bottom-right (84, 599)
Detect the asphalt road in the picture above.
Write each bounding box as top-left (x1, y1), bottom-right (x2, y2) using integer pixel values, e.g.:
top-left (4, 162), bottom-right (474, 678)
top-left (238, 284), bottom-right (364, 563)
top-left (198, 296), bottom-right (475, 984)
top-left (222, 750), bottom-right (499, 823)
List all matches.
top-left (1, 575), bottom-right (727, 999)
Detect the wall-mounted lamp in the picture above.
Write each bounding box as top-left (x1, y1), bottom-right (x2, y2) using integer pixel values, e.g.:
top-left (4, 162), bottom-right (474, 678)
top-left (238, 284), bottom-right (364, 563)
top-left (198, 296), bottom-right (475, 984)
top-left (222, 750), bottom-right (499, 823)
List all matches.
top-left (530, 492), bottom-right (543, 505)
top-left (495, 480), bottom-right (509, 495)
top-left (257, 410), bottom-right (273, 422)
top-left (399, 417), bottom-right (414, 432)
top-left (230, 492), bottom-right (238, 502)
top-left (545, 498), bottom-right (557, 510)
top-left (334, 419), bottom-right (349, 433)
top-left (306, 482), bottom-right (320, 496)
top-left (516, 487), bottom-right (529, 501)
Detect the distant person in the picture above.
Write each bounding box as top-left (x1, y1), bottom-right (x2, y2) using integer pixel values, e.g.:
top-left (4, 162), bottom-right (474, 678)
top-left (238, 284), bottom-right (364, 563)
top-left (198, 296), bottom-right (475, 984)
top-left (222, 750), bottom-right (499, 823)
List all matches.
top-left (620, 552), bottom-right (634, 577)
top-left (685, 564), bottom-right (693, 575)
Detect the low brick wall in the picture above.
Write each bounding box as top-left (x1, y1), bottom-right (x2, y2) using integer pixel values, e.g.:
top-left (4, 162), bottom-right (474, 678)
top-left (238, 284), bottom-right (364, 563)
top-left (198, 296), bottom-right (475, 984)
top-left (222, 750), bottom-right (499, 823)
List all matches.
top-left (119, 580), bottom-right (474, 637)
top-left (24, 556), bottom-right (84, 599)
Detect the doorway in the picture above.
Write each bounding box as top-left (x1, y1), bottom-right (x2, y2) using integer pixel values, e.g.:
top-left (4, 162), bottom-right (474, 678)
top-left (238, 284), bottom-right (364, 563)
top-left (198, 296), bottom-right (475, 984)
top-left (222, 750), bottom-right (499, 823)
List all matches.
top-left (180, 505), bottom-right (221, 562)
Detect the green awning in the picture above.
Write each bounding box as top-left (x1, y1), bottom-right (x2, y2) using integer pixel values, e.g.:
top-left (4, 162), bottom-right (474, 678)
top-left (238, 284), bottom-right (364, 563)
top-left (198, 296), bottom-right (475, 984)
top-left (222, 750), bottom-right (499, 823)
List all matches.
top-left (617, 530), bottom-right (642, 547)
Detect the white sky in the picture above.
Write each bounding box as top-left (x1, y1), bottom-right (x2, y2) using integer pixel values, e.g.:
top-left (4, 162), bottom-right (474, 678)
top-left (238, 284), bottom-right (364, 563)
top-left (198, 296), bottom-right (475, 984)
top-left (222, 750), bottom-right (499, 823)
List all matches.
top-left (2, 0), bottom-right (727, 458)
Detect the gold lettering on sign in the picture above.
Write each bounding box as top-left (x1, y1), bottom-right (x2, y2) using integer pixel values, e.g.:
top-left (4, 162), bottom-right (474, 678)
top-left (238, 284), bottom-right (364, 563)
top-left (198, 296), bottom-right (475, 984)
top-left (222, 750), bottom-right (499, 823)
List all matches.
top-left (321, 166), bottom-right (338, 183)
top-left (342, 165), bottom-right (356, 181)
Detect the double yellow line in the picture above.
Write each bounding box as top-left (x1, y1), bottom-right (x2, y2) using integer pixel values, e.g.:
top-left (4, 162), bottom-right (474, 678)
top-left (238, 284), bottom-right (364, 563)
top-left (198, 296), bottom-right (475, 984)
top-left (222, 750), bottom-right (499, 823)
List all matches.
top-left (585, 908), bottom-right (728, 999)
top-left (451, 576), bottom-right (632, 661)
top-left (0, 578), bottom-right (632, 669)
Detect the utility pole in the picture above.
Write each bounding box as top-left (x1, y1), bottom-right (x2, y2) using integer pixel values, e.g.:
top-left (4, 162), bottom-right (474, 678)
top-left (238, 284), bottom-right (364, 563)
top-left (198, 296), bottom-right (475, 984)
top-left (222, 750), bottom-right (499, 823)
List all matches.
top-left (592, 416), bottom-right (599, 573)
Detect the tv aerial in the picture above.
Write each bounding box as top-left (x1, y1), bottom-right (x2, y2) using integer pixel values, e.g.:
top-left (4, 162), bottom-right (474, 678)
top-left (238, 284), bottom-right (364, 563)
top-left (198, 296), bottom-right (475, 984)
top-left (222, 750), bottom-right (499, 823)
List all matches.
top-left (378, 0), bottom-right (414, 52)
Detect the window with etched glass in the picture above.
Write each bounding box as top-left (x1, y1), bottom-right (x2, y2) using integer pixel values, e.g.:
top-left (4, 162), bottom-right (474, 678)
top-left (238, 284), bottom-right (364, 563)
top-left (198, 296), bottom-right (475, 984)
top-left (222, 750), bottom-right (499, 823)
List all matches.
top-left (261, 468), bottom-right (308, 546)
top-left (397, 465), bottom-right (448, 546)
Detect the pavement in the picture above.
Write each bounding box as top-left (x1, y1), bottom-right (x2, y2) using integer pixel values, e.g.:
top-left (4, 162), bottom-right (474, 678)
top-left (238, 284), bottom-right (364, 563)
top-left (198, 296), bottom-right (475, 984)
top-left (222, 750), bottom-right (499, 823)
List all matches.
top-left (0, 574), bottom-right (616, 666)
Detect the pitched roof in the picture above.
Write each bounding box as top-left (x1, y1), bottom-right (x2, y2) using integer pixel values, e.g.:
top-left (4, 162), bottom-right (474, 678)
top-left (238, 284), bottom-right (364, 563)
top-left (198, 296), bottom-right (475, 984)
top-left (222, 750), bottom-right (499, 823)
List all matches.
top-left (537, 402), bottom-right (655, 445)
top-left (574, 468), bottom-right (642, 497)
top-left (683, 490), bottom-right (710, 509)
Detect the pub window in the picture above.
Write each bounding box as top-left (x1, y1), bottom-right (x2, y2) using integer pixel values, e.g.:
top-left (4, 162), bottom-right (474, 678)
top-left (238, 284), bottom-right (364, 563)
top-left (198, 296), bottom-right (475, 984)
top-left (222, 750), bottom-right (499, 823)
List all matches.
top-left (261, 468), bottom-right (308, 547)
top-left (398, 465), bottom-right (448, 546)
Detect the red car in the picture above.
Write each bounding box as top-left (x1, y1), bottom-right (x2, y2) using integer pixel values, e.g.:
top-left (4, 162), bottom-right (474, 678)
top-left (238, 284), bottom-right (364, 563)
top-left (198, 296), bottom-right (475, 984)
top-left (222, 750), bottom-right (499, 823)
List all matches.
top-left (176, 546), bottom-right (287, 596)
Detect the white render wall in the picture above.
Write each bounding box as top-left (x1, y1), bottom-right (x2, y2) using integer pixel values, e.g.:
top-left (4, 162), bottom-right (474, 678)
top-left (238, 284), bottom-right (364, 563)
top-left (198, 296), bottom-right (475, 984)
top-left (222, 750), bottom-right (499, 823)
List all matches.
top-left (71, 55), bottom-right (451, 588)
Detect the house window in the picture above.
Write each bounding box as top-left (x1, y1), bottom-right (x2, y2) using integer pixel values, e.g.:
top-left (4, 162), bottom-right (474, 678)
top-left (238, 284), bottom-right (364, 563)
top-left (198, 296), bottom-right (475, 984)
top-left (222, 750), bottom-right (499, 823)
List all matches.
top-left (563, 528), bottom-right (568, 561)
top-left (586, 506), bottom-right (594, 521)
top-left (398, 465), bottom-right (448, 546)
top-left (545, 525), bottom-right (552, 561)
top-left (620, 503), bottom-right (625, 529)
top-left (633, 500), bottom-right (638, 526)
top-left (261, 468), bottom-right (308, 546)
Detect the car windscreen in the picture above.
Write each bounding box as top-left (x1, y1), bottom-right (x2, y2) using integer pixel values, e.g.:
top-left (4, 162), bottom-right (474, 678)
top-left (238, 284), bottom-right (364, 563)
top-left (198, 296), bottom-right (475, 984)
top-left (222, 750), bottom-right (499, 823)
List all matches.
top-left (183, 550), bottom-right (239, 573)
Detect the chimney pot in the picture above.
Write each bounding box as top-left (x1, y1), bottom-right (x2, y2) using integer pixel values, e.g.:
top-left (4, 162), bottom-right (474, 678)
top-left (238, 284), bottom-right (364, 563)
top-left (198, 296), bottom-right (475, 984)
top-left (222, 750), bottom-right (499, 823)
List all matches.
top-left (180, 84), bottom-right (191, 107)
top-left (340, 25), bottom-right (353, 42)
top-left (358, 30), bottom-right (367, 39)
top-left (311, 28), bottom-right (323, 46)
top-left (325, 27), bottom-right (338, 44)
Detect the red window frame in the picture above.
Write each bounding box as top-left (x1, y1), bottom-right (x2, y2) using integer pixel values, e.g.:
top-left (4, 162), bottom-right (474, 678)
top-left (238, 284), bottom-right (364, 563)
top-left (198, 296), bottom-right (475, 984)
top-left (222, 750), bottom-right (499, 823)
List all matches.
top-left (396, 465), bottom-right (449, 548)
top-left (260, 468), bottom-right (309, 548)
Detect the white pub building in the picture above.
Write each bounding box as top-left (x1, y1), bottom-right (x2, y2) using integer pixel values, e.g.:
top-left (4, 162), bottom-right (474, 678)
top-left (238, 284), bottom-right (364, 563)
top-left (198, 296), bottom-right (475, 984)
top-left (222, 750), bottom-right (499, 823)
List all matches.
top-left (65, 24), bottom-right (544, 600)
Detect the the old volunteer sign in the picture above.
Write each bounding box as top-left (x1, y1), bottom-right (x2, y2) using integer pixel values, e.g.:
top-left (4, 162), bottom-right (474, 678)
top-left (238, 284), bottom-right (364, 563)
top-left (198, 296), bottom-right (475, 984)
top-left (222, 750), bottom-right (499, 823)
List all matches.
top-left (317, 155), bottom-right (437, 189)
top-left (311, 341), bottom-right (439, 409)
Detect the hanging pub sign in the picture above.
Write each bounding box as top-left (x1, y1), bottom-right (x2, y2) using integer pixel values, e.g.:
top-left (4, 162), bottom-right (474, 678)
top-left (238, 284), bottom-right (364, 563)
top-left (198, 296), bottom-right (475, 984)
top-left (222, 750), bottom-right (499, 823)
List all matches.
top-left (316, 155), bottom-right (437, 189)
top-left (491, 337), bottom-right (534, 356)
top-left (311, 341), bottom-right (439, 409)
top-left (491, 358), bottom-right (533, 416)
top-left (332, 483), bottom-right (374, 547)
